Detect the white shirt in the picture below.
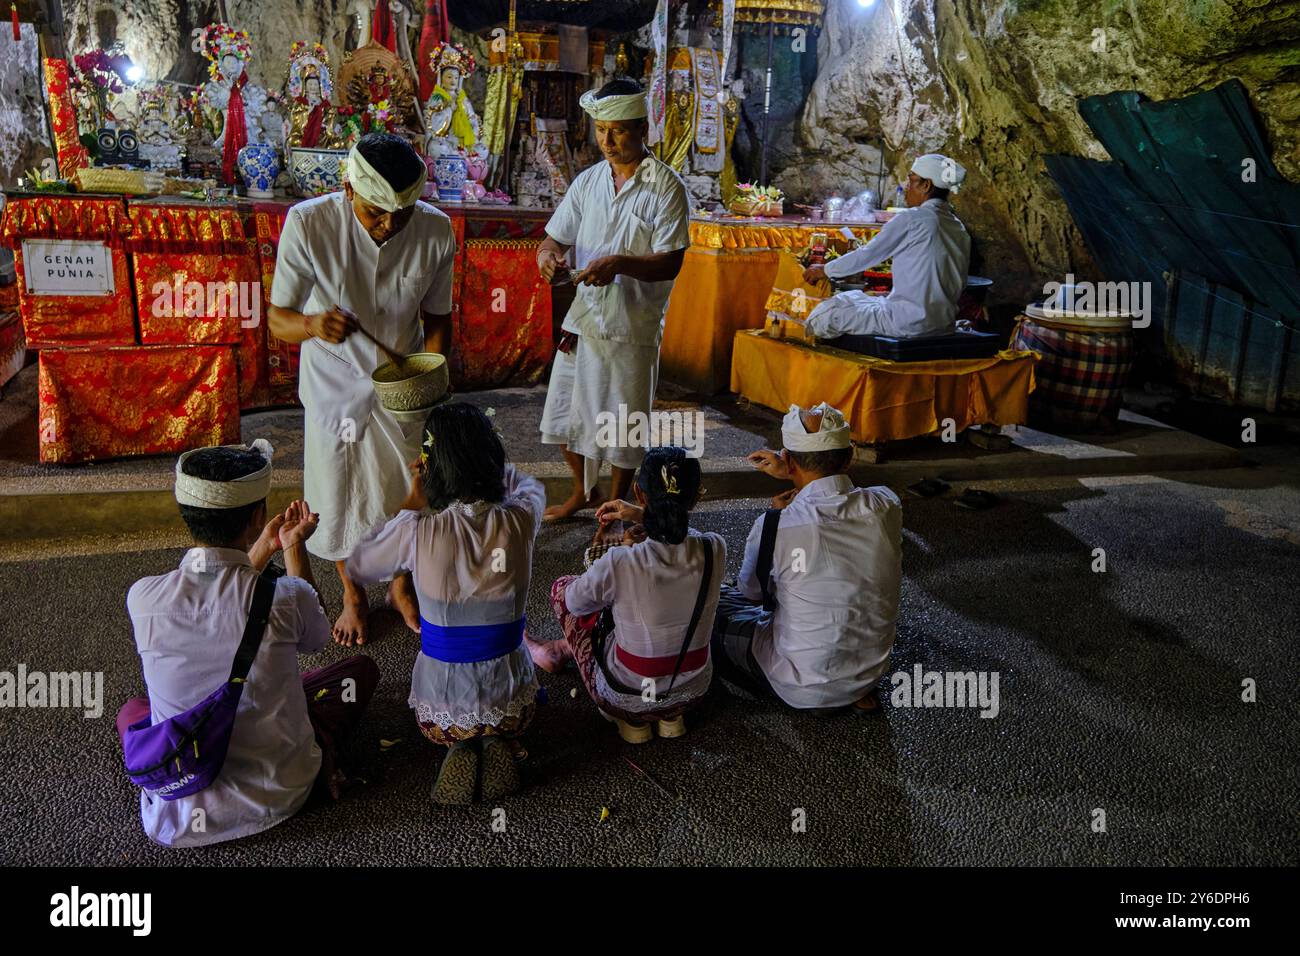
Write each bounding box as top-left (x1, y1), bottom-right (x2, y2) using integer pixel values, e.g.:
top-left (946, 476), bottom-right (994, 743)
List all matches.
top-left (345, 465), bottom-right (543, 730)
top-left (545, 156), bottom-right (691, 347)
top-left (564, 529), bottom-right (726, 709)
top-left (270, 193), bottom-right (458, 440)
top-left (739, 475), bottom-right (903, 709)
top-left (818, 198), bottom-right (971, 337)
top-left (126, 548), bottom-right (331, 847)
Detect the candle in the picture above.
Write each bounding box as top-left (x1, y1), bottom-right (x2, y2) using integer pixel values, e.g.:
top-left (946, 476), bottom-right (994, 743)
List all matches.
top-left (11, 4), bottom-right (20, 42)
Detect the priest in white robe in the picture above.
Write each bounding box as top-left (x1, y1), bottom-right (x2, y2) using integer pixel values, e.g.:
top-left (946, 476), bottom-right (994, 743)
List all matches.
top-left (535, 79), bottom-right (691, 524)
top-left (804, 154), bottom-right (972, 339)
top-left (268, 133), bottom-right (457, 646)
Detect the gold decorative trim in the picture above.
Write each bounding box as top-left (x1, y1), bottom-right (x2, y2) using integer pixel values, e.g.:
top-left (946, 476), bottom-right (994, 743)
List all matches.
top-left (464, 237), bottom-right (545, 250)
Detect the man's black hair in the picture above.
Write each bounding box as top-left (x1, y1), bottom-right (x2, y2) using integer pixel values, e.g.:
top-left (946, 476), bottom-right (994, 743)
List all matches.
top-left (597, 78), bottom-right (644, 98)
top-left (787, 447), bottom-right (853, 477)
top-left (356, 132), bottom-right (425, 192)
top-left (176, 447), bottom-right (268, 548)
top-left (420, 402), bottom-right (506, 511)
top-left (931, 185), bottom-right (950, 201)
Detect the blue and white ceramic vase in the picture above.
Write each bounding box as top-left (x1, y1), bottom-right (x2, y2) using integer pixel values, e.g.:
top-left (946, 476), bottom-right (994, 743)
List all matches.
top-left (433, 153), bottom-right (468, 203)
top-left (237, 143), bottom-right (281, 199)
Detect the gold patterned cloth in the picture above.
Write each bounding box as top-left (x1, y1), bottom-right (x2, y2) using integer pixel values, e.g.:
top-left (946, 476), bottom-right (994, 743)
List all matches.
top-left (37, 344), bottom-right (241, 463)
top-left (1, 195), bottom-right (133, 248)
top-left (126, 202), bottom-right (256, 254)
top-left (688, 218), bottom-right (879, 252)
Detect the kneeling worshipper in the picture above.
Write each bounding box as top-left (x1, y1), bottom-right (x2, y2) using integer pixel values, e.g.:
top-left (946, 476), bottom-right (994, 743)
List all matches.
top-left (535, 78), bottom-right (691, 525)
top-left (120, 441), bottom-right (379, 848)
top-left (802, 154), bottom-right (972, 339)
top-left (712, 403), bottom-right (902, 713)
top-left (345, 403), bottom-right (543, 805)
top-left (526, 447), bottom-right (725, 743)
top-left (267, 132), bottom-right (458, 647)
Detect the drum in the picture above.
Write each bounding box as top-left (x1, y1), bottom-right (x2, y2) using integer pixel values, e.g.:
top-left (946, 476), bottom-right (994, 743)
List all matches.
top-left (1012, 310), bottom-right (1134, 430)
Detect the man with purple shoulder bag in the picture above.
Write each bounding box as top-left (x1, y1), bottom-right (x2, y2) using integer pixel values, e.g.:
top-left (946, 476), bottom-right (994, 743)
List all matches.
top-left (118, 438), bottom-right (379, 847)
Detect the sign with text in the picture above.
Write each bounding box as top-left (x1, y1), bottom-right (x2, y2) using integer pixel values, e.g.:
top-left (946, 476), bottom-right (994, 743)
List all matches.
top-left (21, 239), bottom-right (115, 296)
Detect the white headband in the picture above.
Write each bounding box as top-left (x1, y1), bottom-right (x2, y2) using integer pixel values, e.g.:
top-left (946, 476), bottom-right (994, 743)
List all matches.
top-left (175, 439), bottom-right (274, 509)
top-left (782, 403), bottom-right (851, 452)
top-left (911, 153), bottom-right (966, 193)
top-left (345, 143), bottom-right (427, 212)
top-left (579, 89), bottom-right (648, 121)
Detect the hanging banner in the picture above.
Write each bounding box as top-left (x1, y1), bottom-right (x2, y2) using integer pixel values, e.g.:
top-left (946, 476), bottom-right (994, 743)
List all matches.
top-left (647, 0), bottom-right (670, 146)
top-left (691, 47), bottom-right (721, 154)
top-left (719, 0), bottom-right (736, 87)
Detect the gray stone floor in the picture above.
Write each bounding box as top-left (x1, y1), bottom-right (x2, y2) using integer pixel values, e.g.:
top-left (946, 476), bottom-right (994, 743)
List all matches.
top-left (0, 458), bottom-right (1296, 866)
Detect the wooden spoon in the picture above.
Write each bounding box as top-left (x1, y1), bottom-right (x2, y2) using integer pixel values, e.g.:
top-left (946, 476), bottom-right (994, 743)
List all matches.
top-left (335, 304), bottom-right (408, 371)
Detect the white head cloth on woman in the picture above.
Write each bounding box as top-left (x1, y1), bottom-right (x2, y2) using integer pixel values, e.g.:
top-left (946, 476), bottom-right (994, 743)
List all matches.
top-left (174, 439), bottom-right (274, 509)
top-left (781, 403), bottom-right (851, 452)
top-left (579, 88), bottom-right (648, 121)
top-left (345, 143), bottom-right (427, 212)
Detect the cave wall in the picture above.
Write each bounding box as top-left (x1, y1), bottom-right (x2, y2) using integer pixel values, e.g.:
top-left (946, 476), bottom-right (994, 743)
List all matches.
top-left (773, 0), bottom-right (1300, 306)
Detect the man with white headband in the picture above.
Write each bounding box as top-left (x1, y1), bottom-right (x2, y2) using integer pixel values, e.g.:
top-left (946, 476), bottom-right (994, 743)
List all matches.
top-left (268, 132), bottom-right (457, 646)
top-left (536, 78), bottom-right (691, 528)
top-left (803, 152), bottom-right (972, 339)
top-left (710, 403), bottom-right (903, 713)
top-left (120, 441), bottom-right (379, 846)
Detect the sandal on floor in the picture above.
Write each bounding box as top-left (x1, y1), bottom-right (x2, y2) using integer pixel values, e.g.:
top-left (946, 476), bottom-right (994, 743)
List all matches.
top-left (598, 708), bottom-right (652, 744)
top-left (432, 740), bottom-right (479, 805)
top-left (655, 715), bottom-right (687, 739)
top-left (480, 736), bottom-right (522, 800)
top-left (853, 689), bottom-right (881, 714)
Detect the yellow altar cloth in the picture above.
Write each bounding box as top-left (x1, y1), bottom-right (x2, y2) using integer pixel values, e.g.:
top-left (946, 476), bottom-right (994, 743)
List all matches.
top-left (731, 330), bottom-right (1039, 444)
top-left (660, 217), bottom-right (879, 392)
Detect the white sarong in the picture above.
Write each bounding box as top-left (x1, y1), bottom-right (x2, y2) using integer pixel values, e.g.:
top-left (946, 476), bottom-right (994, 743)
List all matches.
top-left (539, 335), bottom-right (659, 495)
top-left (806, 291), bottom-right (900, 339)
top-left (303, 405), bottom-right (424, 562)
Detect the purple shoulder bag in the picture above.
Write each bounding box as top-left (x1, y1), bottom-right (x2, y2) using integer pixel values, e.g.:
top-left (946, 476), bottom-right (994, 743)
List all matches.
top-left (122, 565), bottom-right (282, 800)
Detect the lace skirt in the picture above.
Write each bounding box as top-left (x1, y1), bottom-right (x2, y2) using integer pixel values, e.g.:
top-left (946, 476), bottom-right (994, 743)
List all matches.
top-left (410, 645), bottom-right (539, 745)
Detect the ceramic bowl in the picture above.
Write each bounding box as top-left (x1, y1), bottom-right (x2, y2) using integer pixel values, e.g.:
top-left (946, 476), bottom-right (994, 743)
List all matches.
top-left (371, 352), bottom-right (449, 411)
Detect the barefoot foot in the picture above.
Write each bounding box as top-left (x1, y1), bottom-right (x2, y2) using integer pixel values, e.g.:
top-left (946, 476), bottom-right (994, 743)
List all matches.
top-left (543, 488), bottom-right (606, 522)
top-left (524, 633), bottom-right (573, 674)
top-left (386, 572), bottom-right (421, 634)
top-left (332, 591), bottom-right (370, 647)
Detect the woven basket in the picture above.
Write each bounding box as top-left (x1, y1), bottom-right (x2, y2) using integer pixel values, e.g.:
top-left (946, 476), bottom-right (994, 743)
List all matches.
top-left (75, 167), bottom-right (165, 195)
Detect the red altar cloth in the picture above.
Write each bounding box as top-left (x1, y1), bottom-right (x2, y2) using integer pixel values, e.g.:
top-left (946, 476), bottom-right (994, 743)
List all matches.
top-left (2, 196), bottom-right (136, 348)
top-left (38, 344), bottom-right (240, 463)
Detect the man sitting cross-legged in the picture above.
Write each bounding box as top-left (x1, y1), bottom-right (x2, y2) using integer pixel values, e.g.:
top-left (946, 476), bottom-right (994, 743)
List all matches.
top-left (711, 403), bottom-right (902, 714)
top-left (119, 440), bottom-right (379, 847)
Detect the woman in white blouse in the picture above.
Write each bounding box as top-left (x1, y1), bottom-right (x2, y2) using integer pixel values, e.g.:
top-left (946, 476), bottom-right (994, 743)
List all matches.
top-left (527, 447), bottom-right (726, 744)
top-left (346, 403), bottom-right (543, 804)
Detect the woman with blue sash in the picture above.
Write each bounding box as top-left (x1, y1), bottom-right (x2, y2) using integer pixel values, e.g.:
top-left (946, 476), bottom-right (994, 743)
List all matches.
top-left (346, 403), bottom-right (543, 804)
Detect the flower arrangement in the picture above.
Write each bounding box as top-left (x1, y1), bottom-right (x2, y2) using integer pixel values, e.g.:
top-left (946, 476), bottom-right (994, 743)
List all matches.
top-left (337, 105), bottom-right (363, 146)
top-left (70, 47), bottom-right (130, 125)
top-left (429, 41), bottom-right (476, 79)
top-left (730, 183), bottom-right (785, 217)
top-left (289, 41), bottom-right (329, 64)
top-left (194, 24), bottom-right (253, 81)
top-left (366, 99), bottom-right (393, 134)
